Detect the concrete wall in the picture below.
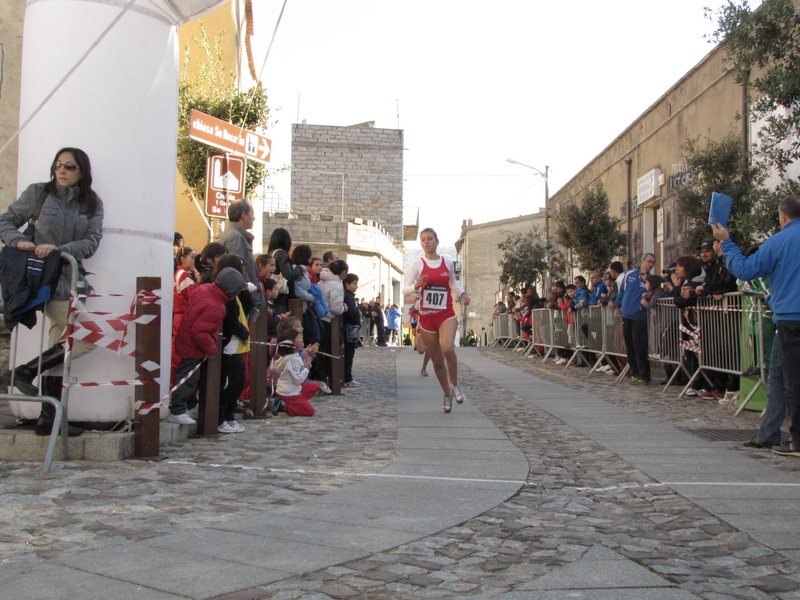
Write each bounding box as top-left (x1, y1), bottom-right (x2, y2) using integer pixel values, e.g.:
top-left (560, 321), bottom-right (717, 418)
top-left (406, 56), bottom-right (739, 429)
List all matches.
top-left (291, 122), bottom-right (404, 240)
top-left (457, 212), bottom-right (546, 335)
top-left (0, 0), bottom-right (25, 209)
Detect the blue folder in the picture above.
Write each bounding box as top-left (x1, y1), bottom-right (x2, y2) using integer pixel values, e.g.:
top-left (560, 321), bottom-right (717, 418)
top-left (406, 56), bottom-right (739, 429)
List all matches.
top-left (708, 192), bottom-right (733, 228)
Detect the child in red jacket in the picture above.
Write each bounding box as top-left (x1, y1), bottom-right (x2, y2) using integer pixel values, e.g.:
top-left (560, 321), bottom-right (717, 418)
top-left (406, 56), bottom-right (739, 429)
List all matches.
top-left (169, 267), bottom-right (245, 425)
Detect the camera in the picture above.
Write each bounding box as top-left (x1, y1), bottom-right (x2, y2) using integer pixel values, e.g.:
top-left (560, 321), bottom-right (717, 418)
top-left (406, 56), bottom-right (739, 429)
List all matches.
top-left (662, 268), bottom-right (675, 276)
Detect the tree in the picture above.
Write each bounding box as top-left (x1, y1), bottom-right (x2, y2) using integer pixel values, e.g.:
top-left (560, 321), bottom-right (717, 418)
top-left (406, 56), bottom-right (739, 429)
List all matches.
top-left (675, 132), bottom-right (766, 251)
top-left (552, 183), bottom-right (627, 273)
top-left (177, 23), bottom-right (272, 202)
top-left (497, 227), bottom-right (563, 292)
top-left (709, 0), bottom-right (800, 177)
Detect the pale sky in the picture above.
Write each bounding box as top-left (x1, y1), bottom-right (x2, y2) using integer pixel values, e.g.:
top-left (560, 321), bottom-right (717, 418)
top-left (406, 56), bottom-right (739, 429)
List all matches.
top-left (252, 0), bottom-right (732, 247)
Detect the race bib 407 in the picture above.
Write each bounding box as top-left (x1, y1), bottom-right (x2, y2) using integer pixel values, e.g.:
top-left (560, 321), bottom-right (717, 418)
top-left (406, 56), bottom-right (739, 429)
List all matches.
top-left (421, 285), bottom-right (448, 311)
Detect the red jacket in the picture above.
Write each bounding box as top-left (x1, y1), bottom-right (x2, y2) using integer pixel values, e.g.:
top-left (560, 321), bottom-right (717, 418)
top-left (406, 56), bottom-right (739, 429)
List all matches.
top-left (175, 283), bottom-right (229, 359)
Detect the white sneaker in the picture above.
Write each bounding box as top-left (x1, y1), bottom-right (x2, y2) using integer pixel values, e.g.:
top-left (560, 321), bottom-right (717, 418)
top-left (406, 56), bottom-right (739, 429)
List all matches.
top-left (344, 380), bottom-right (361, 387)
top-left (420, 369), bottom-right (428, 377)
top-left (168, 413), bottom-right (196, 426)
top-left (227, 420), bottom-right (245, 433)
top-left (315, 380), bottom-right (332, 395)
top-left (719, 391), bottom-right (739, 406)
top-left (187, 406), bottom-right (199, 420)
top-left (685, 388), bottom-right (706, 397)
top-left (218, 421), bottom-right (237, 434)
top-left (451, 382), bottom-right (466, 404)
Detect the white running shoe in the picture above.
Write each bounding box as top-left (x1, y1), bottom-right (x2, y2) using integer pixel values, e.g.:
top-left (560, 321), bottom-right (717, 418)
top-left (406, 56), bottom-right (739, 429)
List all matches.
top-left (187, 406), bottom-right (199, 420)
top-left (168, 413), bottom-right (196, 426)
top-left (315, 380), bottom-right (332, 394)
top-left (443, 392), bottom-right (454, 413)
top-left (218, 421), bottom-right (237, 434)
top-left (420, 369), bottom-right (428, 377)
top-left (227, 420), bottom-right (245, 433)
top-left (451, 383), bottom-right (466, 404)
top-left (344, 380), bottom-right (361, 387)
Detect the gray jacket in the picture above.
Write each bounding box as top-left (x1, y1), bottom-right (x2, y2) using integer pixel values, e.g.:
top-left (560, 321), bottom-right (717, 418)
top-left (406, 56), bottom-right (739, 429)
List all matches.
top-left (0, 182), bottom-right (104, 300)
top-left (217, 222), bottom-right (264, 309)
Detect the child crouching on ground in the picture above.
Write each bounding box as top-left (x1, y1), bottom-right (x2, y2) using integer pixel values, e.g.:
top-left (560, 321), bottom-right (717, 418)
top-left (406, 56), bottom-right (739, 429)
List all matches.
top-left (271, 326), bottom-right (318, 416)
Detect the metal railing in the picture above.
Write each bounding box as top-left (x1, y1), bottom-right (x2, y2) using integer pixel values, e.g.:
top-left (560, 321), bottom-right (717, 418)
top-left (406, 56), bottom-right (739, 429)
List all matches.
top-left (485, 293), bottom-right (768, 413)
top-left (1, 252), bottom-right (80, 471)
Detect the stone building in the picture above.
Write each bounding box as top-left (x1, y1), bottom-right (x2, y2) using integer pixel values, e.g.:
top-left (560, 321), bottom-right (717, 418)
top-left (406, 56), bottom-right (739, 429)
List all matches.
top-left (267, 120), bottom-right (406, 304)
top-left (456, 41), bottom-right (752, 335)
top-left (548, 44), bottom-right (743, 275)
top-left (456, 211), bottom-right (546, 337)
top-left (291, 122), bottom-right (405, 240)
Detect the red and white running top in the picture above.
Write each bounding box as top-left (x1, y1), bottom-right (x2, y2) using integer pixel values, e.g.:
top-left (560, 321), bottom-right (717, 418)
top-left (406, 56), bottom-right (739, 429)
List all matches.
top-left (402, 256), bottom-right (464, 315)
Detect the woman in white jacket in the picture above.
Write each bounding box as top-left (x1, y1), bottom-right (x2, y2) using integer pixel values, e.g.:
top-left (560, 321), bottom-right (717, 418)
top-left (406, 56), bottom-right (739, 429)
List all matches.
top-left (318, 260), bottom-right (349, 387)
top-left (319, 260), bottom-right (349, 323)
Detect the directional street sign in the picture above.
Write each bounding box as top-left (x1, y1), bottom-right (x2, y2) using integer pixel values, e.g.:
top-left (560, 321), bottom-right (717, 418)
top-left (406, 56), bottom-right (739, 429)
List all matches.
top-left (205, 153), bottom-right (245, 218)
top-left (189, 109), bottom-right (271, 164)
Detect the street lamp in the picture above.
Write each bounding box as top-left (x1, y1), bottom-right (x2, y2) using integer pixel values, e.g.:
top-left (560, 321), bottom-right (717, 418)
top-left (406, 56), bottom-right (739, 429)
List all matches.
top-left (506, 158), bottom-right (550, 290)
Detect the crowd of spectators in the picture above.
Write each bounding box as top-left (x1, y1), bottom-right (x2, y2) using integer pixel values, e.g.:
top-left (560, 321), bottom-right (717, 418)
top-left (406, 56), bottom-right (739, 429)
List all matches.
top-left (169, 200), bottom-right (369, 432)
top-left (495, 237), bottom-right (746, 397)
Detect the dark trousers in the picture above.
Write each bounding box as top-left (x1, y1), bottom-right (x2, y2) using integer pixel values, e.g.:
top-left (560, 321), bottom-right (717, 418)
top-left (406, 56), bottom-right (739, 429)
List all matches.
top-left (219, 354), bottom-right (245, 424)
top-left (344, 340), bottom-right (357, 382)
top-left (171, 358), bottom-right (202, 415)
top-left (777, 321), bottom-right (800, 447)
top-left (622, 317), bottom-right (650, 381)
top-left (375, 323), bottom-right (386, 345)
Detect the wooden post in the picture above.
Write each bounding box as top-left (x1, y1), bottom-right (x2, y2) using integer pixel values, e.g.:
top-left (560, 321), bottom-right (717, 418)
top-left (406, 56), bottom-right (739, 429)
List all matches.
top-left (330, 315), bottom-right (343, 395)
top-left (288, 299), bottom-right (303, 320)
top-left (197, 327), bottom-right (222, 436)
top-left (249, 312), bottom-right (269, 417)
top-left (133, 277), bottom-right (162, 459)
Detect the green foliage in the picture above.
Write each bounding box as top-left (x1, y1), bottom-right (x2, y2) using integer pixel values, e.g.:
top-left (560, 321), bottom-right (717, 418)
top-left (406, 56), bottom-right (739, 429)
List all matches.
top-left (709, 0), bottom-right (800, 177)
top-left (552, 183), bottom-right (627, 272)
top-left (675, 133), bottom-right (768, 250)
top-left (177, 23), bottom-right (271, 201)
top-left (497, 227), bottom-right (561, 291)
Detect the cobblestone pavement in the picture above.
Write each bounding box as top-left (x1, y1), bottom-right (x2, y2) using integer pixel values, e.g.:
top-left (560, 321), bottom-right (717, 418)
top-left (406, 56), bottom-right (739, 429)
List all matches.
top-left (2, 346), bottom-right (799, 599)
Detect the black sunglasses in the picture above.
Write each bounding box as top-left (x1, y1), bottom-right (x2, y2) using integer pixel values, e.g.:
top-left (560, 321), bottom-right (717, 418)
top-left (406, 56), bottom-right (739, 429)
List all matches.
top-left (54, 161), bottom-right (79, 172)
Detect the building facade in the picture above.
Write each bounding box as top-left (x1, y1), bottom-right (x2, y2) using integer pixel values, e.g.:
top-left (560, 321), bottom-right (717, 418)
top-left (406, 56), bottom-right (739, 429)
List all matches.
top-left (548, 45), bottom-right (743, 276)
top-left (291, 122), bottom-right (405, 241)
top-left (456, 212), bottom-right (546, 336)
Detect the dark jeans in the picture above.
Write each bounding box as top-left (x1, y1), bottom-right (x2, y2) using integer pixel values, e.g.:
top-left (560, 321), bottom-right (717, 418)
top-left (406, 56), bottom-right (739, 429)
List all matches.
top-left (344, 340), bottom-right (357, 382)
top-left (777, 321), bottom-right (800, 447)
top-left (622, 317), bottom-right (649, 381)
top-left (375, 323), bottom-right (386, 345)
top-left (219, 354), bottom-right (245, 424)
top-left (759, 333), bottom-right (786, 445)
top-left (171, 357), bottom-right (202, 415)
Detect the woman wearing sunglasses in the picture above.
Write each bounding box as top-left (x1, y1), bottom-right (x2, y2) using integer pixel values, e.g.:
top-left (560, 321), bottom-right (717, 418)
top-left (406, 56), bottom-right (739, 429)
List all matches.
top-left (0, 147), bottom-right (104, 436)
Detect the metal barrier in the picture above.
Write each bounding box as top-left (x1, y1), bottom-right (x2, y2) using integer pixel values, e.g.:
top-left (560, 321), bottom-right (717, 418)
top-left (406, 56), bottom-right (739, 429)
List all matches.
top-left (359, 318), bottom-right (375, 346)
top-left (1, 253), bottom-right (79, 470)
top-left (647, 298), bottom-right (683, 391)
top-left (484, 294), bottom-right (768, 411)
top-left (688, 293), bottom-right (765, 407)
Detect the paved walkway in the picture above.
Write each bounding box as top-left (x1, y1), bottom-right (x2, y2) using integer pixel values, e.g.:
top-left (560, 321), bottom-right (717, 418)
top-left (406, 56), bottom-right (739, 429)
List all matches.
top-left (2, 347), bottom-right (799, 599)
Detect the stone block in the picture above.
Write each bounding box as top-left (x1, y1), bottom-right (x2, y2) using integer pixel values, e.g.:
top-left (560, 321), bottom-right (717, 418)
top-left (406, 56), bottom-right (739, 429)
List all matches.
top-left (159, 420), bottom-right (195, 445)
top-left (83, 432), bottom-right (134, 461)
top-left (0, 428), bottom-right (137, 462)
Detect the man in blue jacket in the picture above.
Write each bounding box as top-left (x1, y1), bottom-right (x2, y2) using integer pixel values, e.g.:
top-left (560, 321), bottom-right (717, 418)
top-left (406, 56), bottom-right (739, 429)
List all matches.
top-left (713, 195), bottom-right (800, 458)
top-left (614, 253), bottom-right (656, 385)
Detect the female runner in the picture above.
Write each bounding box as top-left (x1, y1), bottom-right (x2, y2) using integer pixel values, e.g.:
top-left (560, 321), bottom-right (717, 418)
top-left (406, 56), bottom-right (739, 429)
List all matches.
top-left (403, 228), bottom-right (470, 412)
